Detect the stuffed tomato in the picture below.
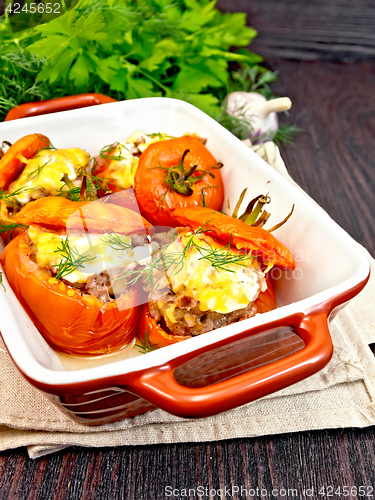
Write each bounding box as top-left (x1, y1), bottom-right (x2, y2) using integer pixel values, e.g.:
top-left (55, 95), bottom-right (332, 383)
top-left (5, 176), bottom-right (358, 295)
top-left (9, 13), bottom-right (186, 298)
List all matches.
top-left (0, 133), bottom-right (90, 245)
top-left (134, 135), bottom-right (224, 227)
top-left (0, 196), bottom-right (154, 356)
top-left (95, 131), bottom-right (172, 194)
top-left (136, 210), bottom-right (293, 348)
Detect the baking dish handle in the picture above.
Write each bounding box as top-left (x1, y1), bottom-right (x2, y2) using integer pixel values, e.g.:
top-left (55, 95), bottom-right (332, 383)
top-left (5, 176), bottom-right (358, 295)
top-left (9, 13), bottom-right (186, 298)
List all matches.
top-left (4, 93), bottom-right (117, 121)
top-left (128, 311), bottom-right (333, 418)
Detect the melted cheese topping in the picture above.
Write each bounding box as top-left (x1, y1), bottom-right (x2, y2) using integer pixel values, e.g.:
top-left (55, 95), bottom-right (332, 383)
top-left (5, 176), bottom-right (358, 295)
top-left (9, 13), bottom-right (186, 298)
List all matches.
top-left (28, 225), bottom-right (152, 284)
top-left (10, 148), bottom-right (90, 204)
top-left (161, 233), bottom-right (267, 315)
top-left (105, 131), bottom-right (172, 189)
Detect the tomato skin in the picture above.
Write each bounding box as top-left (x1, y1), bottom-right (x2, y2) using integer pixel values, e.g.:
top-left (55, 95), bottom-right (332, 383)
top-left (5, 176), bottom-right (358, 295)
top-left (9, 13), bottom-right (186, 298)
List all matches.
top-left (172, 206), bottom-right (295, 270)
top-left (15, 197), bottom-right (89, 228)
top-left (0, 226), bottom-right (26, 246)
top-left (0, 232), bottom-right (140, 356)
top-left (92, 151), bottom-right (123, 196)
top-left (138, 279), bottom-right (277, 348)
top-left (15, 196), bottom-right (154, 235)
top-left (134, 136), bottom-right (224, 227)
top-left (99, 189), bottom-right (141, 213)
top-left (0, 134), bottom-right (50, 190)
top-left (138, 304), bottom-right (192, 348)
top-left (0, 133), bottom-right (51, 245)
top-left (253, 275), bottom-right (277, 314)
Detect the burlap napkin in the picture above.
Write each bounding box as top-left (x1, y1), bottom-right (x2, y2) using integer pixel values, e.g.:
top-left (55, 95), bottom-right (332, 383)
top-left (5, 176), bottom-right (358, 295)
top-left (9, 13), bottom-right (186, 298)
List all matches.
top-left (1, 143), bottom-right (374, 459)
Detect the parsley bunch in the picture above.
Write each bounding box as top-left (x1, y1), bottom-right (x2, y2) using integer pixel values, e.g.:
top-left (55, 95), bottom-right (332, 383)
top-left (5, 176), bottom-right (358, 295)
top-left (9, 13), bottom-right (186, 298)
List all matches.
top-left (0, 0), bottom-right (296, 141)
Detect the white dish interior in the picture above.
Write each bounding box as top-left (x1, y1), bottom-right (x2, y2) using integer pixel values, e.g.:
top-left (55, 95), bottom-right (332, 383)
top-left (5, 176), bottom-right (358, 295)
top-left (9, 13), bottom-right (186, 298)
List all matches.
top-left (0, 98), bottom-right (370, 385)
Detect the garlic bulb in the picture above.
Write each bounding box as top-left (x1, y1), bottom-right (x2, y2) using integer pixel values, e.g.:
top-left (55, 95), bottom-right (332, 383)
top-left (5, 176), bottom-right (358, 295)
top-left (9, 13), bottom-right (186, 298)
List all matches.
top-left (225, 91), bottom-right (292, 143)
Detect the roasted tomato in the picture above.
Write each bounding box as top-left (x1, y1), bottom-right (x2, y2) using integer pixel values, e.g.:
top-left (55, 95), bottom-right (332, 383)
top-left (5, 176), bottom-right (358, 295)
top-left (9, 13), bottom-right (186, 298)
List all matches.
top-left (0, 133), bottom-right (91, 246)
top-left (134, 219), bottom-right (279, 348)
top-left (138, 276), bottom-right (277, 348)
top-left (172, 206), bottom-right (295, 270)
top-left (1, 232), bottom-right (140, 356)
top-left (0, 134), bottom-right (51, 245)
top-left (133, 135), bottom-right (224, 227)
top-left (0, 133), bottom-right (50, 190)
top-left (1, 197), bottom-right (155, 356)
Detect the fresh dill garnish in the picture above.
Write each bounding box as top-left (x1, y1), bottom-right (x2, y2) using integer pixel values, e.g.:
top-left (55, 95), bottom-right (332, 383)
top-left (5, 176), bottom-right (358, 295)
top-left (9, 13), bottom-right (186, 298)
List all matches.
top-left (34, 134), bottom-right (56, 151)
top-left (135, 327), bottom-right (157, 354)
top-left (57, 175), bottom-right (82, 201)
top-left (148, 133), bottom-right (175, 140)
top-left (85, 171), bottom-right (113, 200)
top-left (0, 271), bottom-right (5, 292)
top-left (0, 186), bottom-right (32, 205)
top-left (273, 122), bottom-right (303, 146)
top-left (99, 142), bottom-right (129, 162)
top-left (216, 105), bottom-right (256, 141)
top-left (54, 237), bottom-right (96, 280)
top-left (99, 231), bottom-right (133, 251)
top-left (113, 221), bottom-right (253, 294)
top-left (190, 236), bottom-right (253, 272)
top-left (0, 222), bottom-right (28, 242)
top-left (24, 157), bottom-right (52, 181)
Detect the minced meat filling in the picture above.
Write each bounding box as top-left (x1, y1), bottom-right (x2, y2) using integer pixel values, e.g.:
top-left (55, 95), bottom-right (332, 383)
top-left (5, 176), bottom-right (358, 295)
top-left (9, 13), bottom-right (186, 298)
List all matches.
top-left (143, 229), bottom-right (267, 337)
top-left (26, 228), bottom-right (165, 303)
top-left (148, 293), bottom-right (258, 337)
top-left (77, 271), bottom-right (114, 303)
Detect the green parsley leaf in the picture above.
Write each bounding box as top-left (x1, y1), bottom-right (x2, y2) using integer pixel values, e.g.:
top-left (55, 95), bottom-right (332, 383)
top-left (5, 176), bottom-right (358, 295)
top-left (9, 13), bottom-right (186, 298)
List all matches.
top-left (0, 0), bottom-right (300, 144)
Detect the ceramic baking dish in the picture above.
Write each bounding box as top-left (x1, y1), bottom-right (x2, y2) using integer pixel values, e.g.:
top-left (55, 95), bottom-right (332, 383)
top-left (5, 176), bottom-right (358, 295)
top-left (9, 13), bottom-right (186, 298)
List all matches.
top-left (0, 96), bottom-right (370, 425)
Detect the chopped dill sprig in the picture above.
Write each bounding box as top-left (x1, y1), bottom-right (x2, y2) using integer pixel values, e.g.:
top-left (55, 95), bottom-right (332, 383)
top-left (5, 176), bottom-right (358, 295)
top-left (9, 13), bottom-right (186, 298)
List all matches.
top-left (99, 231), bottom-right (133, 251)
top-left (113, 221), bottom-right (253, 294)
top-left (135, 327), bottom-right (157, 354)
top-left (99, 142), bottom-right (129, 162)
top-left (0, 271), bottom-right (5, 292)
top-left (57, 175), bottom-right (82, 201)
top-left (35, 134), bottom-right (56, 151)
top-left (148, 132), bottom-right (175, 140)
top-left (0, 222), bottom-right (28, 242)
top-left (273, 122), bottom-right (303, 146)
top-left (0, 186), bottom-right (31, 205)
top-left (190, 236), bottom-right (253, 272)
top-left (85, 171), bottom-right (113, 200)
top-left (54, 237), bottom-right (96, 280)
top-left (24, 157), bottom-right (52, 181)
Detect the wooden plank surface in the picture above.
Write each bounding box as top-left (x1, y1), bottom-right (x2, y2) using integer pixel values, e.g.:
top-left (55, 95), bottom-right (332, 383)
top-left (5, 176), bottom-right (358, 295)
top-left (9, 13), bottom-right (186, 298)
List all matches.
top-left (270, 58), bottom-right (375, 256)
top-left (217, 0), bottom-right (375, 60)
top-left (1, 429), bottom-right (375, 498)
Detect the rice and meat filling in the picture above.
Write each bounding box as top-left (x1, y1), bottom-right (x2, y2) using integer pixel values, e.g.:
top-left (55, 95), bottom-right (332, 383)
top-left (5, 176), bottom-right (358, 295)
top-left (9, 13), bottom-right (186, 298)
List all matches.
top-left (148, 295), bottom-right (258, 337)
top-left (143, 229), bottom-right (267, 337)
top-left (25, 225), bottom-right (160, 303)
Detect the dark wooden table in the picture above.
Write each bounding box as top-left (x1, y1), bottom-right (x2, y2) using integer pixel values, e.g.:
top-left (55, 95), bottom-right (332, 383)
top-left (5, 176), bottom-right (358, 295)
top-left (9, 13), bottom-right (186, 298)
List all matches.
top-left (1, 2), bottom-right (375, 499)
